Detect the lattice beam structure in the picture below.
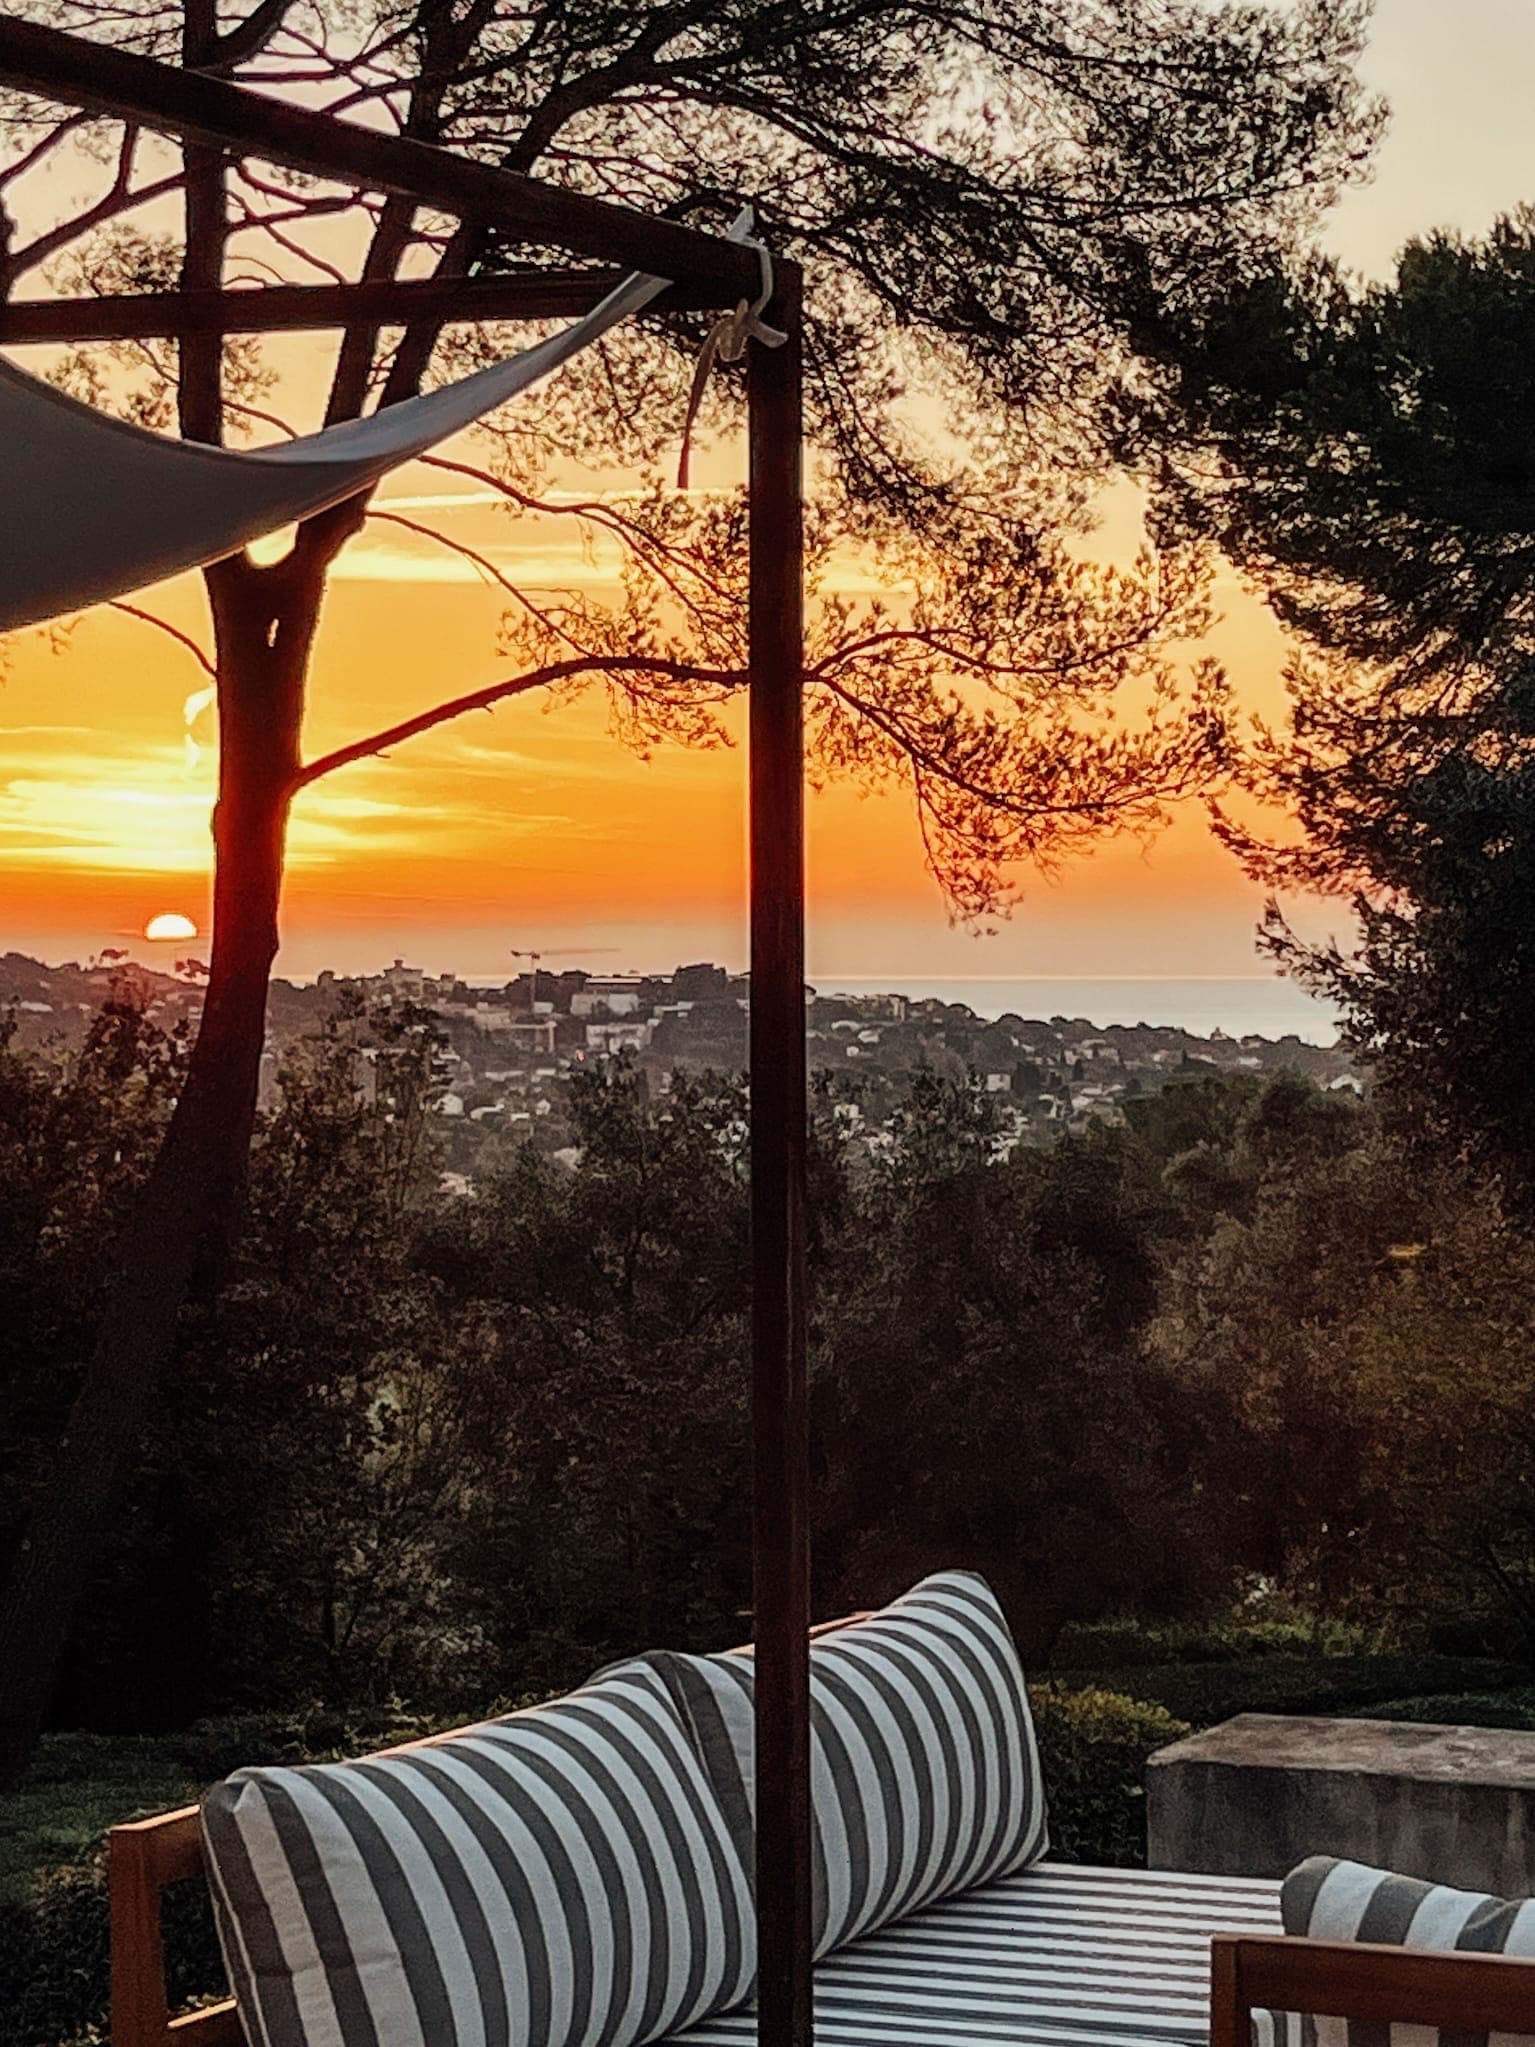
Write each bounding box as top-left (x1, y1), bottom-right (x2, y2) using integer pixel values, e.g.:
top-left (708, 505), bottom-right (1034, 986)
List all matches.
top-left (0, 274), bottom-right (717, 343)
top-left (0, 17), bottom-right (764, 298)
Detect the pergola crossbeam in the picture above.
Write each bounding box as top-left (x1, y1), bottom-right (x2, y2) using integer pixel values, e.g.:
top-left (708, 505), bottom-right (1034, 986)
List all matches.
top-left (0, 274), bottom-right (711, 345)
top-left (0, 17), bottom-right (763, 303)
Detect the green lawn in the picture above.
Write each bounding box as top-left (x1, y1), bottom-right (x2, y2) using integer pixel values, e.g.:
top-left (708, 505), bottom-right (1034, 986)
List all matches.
top-left (0, 1706), bottom-right (479, 1909)
top-left (0, 1733), bottom-right (199, 1907)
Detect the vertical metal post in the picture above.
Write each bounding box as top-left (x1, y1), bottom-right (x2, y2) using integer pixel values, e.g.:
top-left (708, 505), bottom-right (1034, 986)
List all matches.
top-left (747, 262), bottom-right (811, 2047)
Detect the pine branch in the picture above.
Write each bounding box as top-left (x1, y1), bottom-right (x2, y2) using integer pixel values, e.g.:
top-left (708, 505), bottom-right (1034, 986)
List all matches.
top-left (210, 0), bottom-right (298, 72)
top-left (108, 601), bottom-right (216, 678)
top-left (293, 653), bottom-right (739, 789)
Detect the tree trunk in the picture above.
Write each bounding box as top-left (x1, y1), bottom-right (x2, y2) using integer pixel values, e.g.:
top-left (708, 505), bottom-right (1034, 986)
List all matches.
top-left (0, 0), bottom-right (467, 1780)
top-left (0, 545), bottom-right (329, 1783)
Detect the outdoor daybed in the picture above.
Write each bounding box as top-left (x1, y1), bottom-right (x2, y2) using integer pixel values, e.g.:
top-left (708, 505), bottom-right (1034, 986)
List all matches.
top-left (108, 1573), bottom-right (1535, 2047)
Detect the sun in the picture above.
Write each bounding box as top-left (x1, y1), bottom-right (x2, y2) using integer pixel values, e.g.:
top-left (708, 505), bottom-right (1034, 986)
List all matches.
top-left (143, 911), bottom-right (199, 942)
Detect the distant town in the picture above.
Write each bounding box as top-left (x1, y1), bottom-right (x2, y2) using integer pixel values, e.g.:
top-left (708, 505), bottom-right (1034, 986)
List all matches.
top-left (1, 949), bottom-right (1358, 1177)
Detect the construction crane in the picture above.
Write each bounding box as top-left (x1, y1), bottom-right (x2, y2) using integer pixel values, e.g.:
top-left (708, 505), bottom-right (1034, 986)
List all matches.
top-left (509, 943), bottom-right (619, 970)
top-left (508, 946), bottom-right (545, 1012)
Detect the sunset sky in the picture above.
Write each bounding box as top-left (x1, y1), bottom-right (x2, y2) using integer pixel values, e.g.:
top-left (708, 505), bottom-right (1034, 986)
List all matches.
top-left (4, 0), bottom-right (1534, 988)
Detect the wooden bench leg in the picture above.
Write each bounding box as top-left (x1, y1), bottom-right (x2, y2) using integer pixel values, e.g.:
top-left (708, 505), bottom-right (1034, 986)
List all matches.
top-left (110, 1823), bottom-right (170, 2047)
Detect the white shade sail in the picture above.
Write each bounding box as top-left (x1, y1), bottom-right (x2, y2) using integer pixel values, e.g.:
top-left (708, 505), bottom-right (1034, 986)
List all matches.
top-left (0, 265), bottom-right (665, 634)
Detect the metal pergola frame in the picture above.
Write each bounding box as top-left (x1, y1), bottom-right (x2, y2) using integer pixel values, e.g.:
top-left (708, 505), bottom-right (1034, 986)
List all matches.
top-left (0, 19), bottom-right (813, 2047)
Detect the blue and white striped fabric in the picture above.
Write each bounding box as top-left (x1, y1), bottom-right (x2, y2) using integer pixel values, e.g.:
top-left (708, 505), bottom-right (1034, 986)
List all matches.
top-left (201, 1661), bottom-right (755, 2047)
top-left (666, 1861), bottom-right (1284, 2046)
top-left (1261, 1857), bottom-right (1535, 2047)
top-left (645, 1571), bottom-right (1050, 1957)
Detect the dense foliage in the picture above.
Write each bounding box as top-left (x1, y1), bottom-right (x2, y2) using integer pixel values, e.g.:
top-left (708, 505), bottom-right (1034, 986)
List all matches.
top-left (5, 995), bottom-right (1534, 1733)
top-left (1028, 1685), bottom-right (1189, 1868)
top-left (1149, 213), bottom-right (1535, 1205)
top-left (0, 1003), bottom-right (185, 1529)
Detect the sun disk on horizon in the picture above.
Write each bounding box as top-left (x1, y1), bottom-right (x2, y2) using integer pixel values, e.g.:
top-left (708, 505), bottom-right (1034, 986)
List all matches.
top-left (144, 911), bottom-right (199, 942)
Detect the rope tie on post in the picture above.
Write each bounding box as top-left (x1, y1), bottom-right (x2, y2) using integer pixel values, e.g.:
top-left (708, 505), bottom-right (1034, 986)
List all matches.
top-left (678, 213), bottom-right (787, 489)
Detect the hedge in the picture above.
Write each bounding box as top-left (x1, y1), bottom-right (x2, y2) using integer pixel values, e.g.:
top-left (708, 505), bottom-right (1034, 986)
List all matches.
top-left (1028, 1682), bottom-right (1189, 1867)
top-left (1052, 1653), bottom-right (1525, 1730)
top-left (1367, 1685), bottom-right (1535, 1731)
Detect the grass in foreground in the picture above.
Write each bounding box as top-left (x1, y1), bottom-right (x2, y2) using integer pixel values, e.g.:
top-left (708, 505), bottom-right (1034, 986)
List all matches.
top-left (0, 1735), bottom-right (198, 1909)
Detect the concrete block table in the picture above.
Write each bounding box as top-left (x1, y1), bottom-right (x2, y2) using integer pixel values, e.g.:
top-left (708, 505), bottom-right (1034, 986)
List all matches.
top-left (1146, 1713), bottom-right (1535, 1892)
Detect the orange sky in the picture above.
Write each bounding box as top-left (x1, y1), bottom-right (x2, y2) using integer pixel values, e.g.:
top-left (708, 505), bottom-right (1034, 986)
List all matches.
top-left (4, 0), bottom-right (1534, 992)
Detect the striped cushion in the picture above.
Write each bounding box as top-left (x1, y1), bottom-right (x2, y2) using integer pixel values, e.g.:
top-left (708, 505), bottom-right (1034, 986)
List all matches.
top-left (665, 1861), bottom-right (1284, 2045)
top-left (1263, 1856), bottom-right (1535, 2047)
top-left (201, 1661), bottom-right (754, 2047)
top-left (646, 1570), bottom-right (1049, 1957)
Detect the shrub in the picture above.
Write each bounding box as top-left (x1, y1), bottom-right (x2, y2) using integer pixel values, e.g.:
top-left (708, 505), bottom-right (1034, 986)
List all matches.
top-left (0, 1862), bottom-right (225, 2047)
top-left (0, 1860), bottom-right (111, 2047)
top-left (161, 1702), bottom-right (504, 1780)
top-left (0, 1861), bottom-right (225, 2047)
top-left (1368, 1686), bottom-right (1535, 1731)
top-left (1052, 1609), bottom-right (1388, 1670)
top-left (1029, 1682), bottom-right (1189, 1867)
top-left (1052, 1653), bottom-right (1525, 1729)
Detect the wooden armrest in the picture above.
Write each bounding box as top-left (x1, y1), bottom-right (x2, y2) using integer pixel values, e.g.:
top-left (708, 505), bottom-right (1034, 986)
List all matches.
top-left (1211, 1932), bottom-right (1535, 2047)
top-left (109, 1810), bottom-right (241, 2047)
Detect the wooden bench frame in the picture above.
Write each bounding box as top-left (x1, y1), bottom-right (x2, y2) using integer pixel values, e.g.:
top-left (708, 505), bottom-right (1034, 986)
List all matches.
top-left (1211, 1933), bottom-right (1535, 2046)
top-left (115, 1835), bottom-right (1535, 2047)
top-left (111, 1802), bottom-right (240, 2047)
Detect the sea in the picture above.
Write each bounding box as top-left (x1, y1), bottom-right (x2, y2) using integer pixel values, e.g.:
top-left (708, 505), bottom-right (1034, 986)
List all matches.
top-left (816, 976), bottom-right (1342, 1046)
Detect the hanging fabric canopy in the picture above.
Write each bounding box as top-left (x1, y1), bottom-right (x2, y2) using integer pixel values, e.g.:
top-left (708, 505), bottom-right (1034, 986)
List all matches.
top-left (0, 264), bottom-right (667, 634)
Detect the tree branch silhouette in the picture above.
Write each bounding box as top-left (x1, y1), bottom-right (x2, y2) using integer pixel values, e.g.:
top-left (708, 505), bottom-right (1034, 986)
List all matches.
top-left (107, 600), bottom-right (216, 677)
top-left (294, 653), bottom-right (739, 789)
